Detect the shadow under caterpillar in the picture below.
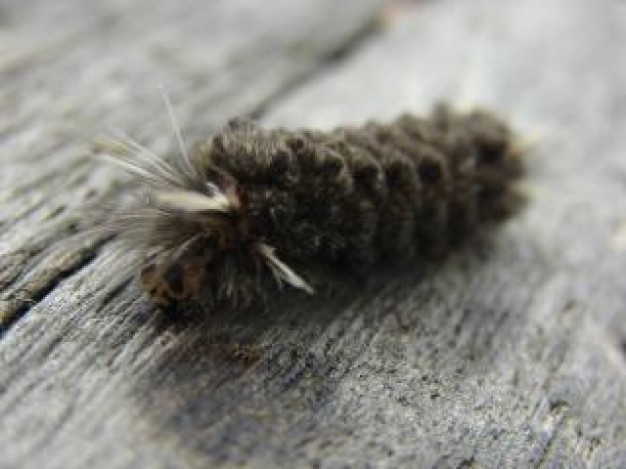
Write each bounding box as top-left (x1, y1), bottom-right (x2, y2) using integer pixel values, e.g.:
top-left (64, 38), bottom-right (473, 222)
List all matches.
top-left (102, 104), bottom-right (524, 315)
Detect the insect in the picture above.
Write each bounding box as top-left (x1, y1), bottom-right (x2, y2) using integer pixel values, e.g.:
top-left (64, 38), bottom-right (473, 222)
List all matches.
top-left (102, 102), bottom-right (524, 313)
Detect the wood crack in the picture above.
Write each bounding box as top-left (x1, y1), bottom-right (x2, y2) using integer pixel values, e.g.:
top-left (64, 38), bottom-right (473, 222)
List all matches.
top-left (0, 240), bottom-right (104, 334)
top-left (249, 12), bottom-right (382, 120)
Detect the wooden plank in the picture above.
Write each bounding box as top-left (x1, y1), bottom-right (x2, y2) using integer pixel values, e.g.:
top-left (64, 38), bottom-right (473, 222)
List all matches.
top-left (1, 0), bottom-right (626, 468)
top-left (0, 0), bottom-right (387, 468)
top-left (265, 1), bottom-right (626, 465)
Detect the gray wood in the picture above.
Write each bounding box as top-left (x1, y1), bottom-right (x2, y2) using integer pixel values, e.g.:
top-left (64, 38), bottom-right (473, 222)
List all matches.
top-left (1, 0), bottom-right (625, 468)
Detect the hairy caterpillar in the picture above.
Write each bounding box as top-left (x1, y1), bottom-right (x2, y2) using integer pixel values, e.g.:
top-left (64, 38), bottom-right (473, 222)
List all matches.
top-left (103, 103), bottom-right (523, 313)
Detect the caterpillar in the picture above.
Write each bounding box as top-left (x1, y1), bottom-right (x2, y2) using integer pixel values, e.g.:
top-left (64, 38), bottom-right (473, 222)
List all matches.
top-left (104, 103), bottom-right (524, 314)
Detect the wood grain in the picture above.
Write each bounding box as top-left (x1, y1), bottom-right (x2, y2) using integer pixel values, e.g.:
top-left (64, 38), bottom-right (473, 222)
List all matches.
top-left (1, 0), bottom-right (625, 467)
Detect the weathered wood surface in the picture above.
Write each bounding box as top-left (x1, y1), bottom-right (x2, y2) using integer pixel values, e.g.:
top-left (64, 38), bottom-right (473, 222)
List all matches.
top-left (1, 0), bottom-right (625, 467)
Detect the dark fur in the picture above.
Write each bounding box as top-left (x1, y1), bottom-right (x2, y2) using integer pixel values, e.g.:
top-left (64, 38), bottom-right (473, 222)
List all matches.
top-left (113, 104), bottom-right (524, 313)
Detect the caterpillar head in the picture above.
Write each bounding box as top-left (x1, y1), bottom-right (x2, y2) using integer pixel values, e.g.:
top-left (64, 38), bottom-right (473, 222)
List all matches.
top-left (104, 124), bottom-right (312, 312)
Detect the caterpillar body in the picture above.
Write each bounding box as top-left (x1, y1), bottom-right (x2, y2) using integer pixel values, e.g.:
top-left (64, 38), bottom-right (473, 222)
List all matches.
top-left (107, 104), bottom-right (523, 313)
